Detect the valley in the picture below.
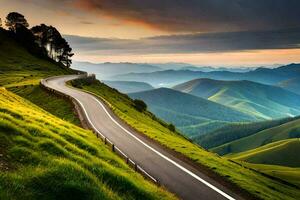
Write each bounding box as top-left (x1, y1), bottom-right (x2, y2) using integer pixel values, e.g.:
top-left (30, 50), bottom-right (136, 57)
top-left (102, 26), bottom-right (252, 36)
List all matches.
top-left (79, 60), bottom-right (300, 196)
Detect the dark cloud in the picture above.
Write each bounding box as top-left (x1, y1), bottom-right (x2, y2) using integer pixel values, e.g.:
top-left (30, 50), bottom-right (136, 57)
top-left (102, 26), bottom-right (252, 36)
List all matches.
top-left (70, 0), bottom-right (300, 32)
top-left (65, 27), bottom-right (300, 55)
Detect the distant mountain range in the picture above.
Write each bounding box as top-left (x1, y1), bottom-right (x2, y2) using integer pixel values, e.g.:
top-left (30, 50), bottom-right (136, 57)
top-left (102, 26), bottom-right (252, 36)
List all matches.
top-left (72, 61), bottom-right (259, 82)
top-left (72, 62), bottom-right (162, 79)
top-left (129, 88), bottom-right (256, 137)
top-left (103, 80), bottom-right (154, 93)
top-left (111, 63), bottom-right (300, 88)
top-left (173, 78), bottom-right (300, 120)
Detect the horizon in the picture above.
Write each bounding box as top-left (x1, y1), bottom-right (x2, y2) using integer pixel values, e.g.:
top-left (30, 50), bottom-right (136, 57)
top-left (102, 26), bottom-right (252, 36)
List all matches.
top-left (1, 0), bottom-right (300, 67)
top-left (72, 60), bottom-right (297, 69)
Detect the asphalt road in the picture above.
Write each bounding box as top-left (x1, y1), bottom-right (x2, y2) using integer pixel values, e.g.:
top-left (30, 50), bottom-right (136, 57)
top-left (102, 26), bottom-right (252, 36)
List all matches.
top-left (43, 75), bottom-right (243, 200)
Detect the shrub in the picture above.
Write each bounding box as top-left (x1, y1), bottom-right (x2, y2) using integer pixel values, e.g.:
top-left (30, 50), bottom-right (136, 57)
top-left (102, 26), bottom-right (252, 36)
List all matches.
top-left (168, 124), bottom-right (176, 132)
top-left (133, 99), bottom-right (147, 112)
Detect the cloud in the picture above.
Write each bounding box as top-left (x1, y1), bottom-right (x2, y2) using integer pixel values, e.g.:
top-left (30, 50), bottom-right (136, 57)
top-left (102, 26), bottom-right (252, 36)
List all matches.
top-left (65, 28), bottom-right (300, 55)
top-left (69, 0), bottom-right (300, 32)
top-left (79, 21), bottom-right (94, 25)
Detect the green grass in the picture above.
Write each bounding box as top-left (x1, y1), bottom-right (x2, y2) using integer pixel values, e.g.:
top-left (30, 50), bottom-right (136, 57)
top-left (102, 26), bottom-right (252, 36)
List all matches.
top-left (0, 28), bottom-right (73, 88)
top-left (243, 163), bottom-right (300, 188)
top-left (227, 139), bottom-right (300, 167)
top-left (8, 85), bottom-right (81, 126)
top-left (129, 87), bottom-right (256, 137)
top-left (0, 88), bottom-right (175, 200)
top-left (212, 118), bottom-right (300, 155)
top-left (173, 78), bottom-right (300, 120)
top-left (71, 78), bottom-right (300, 200)
top-left (194, 117), bottom-right (297, 149)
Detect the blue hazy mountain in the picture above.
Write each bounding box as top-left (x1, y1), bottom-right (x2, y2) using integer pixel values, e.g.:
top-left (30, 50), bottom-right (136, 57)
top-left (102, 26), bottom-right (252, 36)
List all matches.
top-left (72, 61), bottom-right (162, 79)
top-left (103, 80), bottom-right (154, 93)
top-left (111, 63), bottom-right (300, 87)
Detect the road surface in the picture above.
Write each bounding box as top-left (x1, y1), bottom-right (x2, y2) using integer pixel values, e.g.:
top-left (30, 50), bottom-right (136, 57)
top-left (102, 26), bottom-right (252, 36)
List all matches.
top-left (42, 75), bottom-right (244, 200)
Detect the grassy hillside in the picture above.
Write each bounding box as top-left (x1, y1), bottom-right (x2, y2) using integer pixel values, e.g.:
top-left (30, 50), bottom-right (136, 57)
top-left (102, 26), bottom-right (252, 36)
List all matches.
top-left (103, 80), bottom-right (154, 93)
top-left (0, 28), bottom-right (72, 88)
top-left (0, 28), bottom-right (177, 199)
top-left (9, 85), bottom-right (81, 126)
top-left (212, 118), bottom-right (300, 155)
top-left (0, 88), bottom-right (174, 200)
top-left (70, 78), bottom-right (300, 200)
top-left (129, 88), bottom-right (256, 137)
top-left (194, 117), bottom-right (297, 149)
top-left (173, 78), bottom-right (300, 120)
top-left (243, 163), bottom-right (300, 188)
top-left (228, 139), bottom-right (300, 167)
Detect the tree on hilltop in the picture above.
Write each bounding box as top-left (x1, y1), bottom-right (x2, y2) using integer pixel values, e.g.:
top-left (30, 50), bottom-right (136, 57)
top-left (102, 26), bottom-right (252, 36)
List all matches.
top-left (5, 12), bottom-right (29, 32)
top-left (32, 24), bottom-right (73, 67)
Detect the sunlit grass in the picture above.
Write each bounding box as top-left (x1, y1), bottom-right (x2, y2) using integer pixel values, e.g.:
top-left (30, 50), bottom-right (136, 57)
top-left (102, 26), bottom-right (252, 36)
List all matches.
top-left (0, 88), bottom-right (175, 200)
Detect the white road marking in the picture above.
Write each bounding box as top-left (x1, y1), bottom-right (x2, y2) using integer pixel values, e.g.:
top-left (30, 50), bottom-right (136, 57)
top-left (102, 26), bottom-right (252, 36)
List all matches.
top-left (46, 77), bottom-right (236, 200)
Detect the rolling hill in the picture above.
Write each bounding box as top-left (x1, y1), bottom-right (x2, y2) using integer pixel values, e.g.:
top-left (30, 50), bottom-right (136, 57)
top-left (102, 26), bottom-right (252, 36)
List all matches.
top-left (194, 117), bottom-right (297, 149)
top-left (212, 117), bottom-right (300, 156)
top-left (173, 78), bottom-right (300, 120)
top-left (228, 139), bottom-right (300, 168)
top-left (243, 163), bottom-right (300, 188)
top-left (129, 88), bottom-right (256, 137)
top-left (111, 63), bottom-right (300, 88)
top-left (103, 80), bottom-right (154, 93)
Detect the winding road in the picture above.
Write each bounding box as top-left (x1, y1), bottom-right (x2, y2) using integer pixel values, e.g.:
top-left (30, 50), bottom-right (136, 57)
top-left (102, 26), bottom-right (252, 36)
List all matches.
top-left (42, 75), bottom-right (243, 200)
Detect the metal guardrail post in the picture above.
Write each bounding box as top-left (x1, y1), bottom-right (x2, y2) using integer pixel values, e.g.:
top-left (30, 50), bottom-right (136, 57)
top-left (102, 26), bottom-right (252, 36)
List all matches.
top-left (112, 144), bottom-right (115, 152)
top-left (134, 163), bottom-right (137, 171)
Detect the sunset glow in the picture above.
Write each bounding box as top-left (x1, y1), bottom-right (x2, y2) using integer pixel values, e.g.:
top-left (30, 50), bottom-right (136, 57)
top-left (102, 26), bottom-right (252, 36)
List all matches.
top-left (1, 0), bottom-right (300, 66)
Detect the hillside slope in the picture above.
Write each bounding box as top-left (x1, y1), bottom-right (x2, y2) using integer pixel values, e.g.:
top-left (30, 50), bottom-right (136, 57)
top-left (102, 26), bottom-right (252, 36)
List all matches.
top-left (212, 118), bottom-right (300, 156)
top-left (173, 78), bottom-right (300, 119)
top-left (103, 80), bottom-right (154, 93)
top-left (194, 117), bottom-right (297, 149)
top-left (243, 163), bottom-right (300, 188)
top-left (129, 88), bottom-right (256, 137)
top-left (228, 139), bottom-right (300, 167)
top-left (0, 28), bottom-right (72, 87)
top-left (0, 88), bottom-right (174, 199)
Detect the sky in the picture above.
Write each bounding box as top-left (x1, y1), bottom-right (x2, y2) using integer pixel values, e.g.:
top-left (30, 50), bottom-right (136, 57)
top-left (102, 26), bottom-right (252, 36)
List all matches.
top-left (1, 0), bottom-right (300, 67)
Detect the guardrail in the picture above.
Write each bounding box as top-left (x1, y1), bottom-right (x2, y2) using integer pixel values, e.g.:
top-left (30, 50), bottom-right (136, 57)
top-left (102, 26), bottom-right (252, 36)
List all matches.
top-left (40, 75), bottom-right (160, 186)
